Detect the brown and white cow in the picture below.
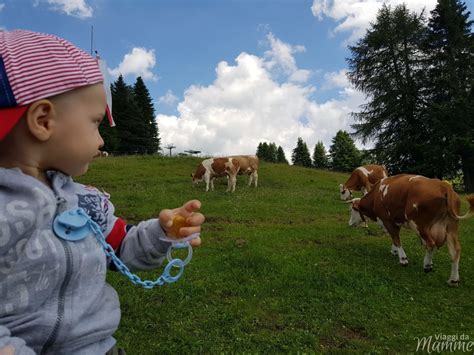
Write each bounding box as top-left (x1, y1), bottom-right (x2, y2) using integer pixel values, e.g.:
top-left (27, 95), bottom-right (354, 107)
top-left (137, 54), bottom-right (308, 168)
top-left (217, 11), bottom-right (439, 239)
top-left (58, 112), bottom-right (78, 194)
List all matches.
top-left (348, 174), bottom-right (474, 286)
top-left (230, 155), bottom-right (259, 187)
top-left (340, 164), bottom-right (388, 200)
top-left (191, 157), bottom-right (240, 192)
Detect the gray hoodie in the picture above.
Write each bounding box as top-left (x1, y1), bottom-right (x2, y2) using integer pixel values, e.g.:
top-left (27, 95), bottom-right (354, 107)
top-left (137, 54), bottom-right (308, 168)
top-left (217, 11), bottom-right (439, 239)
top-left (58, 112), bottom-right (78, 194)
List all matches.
top-left (0, 168), bottom-right (172, 354)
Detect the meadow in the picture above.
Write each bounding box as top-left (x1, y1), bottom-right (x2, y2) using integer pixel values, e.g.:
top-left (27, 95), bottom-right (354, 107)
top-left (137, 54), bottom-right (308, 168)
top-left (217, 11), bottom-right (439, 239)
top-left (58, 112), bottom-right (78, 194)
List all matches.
top-left (79, 155), bottom-right (474, 353)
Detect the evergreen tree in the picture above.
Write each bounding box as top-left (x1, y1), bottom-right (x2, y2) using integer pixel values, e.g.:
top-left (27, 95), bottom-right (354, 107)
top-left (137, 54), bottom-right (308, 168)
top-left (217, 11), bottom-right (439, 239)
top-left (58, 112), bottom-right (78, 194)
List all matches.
top-left (276, 146), bottom-right (289, 164)
top-left (133, 77), bottom-right (160, 154)
top-left (111, 75), bottom-right (143, 154)
top-left (329, 131), bottom-right (361, 172)
top-left (312, 141), bottom-right (328, 168)
top-left (423, 0), bottom-right (474, 190)
top-left (268, 142), bottom-right (278, 163)
top-left (347, 4), bottom-right (427, 174)
top-left (256, 142), bottom-right (269, 161)
top-left (291, 137), bottom-right (312, 167)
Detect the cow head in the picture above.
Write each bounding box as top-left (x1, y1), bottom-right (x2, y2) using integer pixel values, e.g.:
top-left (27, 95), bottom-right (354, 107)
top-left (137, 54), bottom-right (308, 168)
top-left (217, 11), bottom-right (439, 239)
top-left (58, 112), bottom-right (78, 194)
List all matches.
top-left (191, 173), bottom-right (202, 187)
top-left (348, 198), bottom-right (365, 227)
top-left (339, 184), bottom-right (352, 200)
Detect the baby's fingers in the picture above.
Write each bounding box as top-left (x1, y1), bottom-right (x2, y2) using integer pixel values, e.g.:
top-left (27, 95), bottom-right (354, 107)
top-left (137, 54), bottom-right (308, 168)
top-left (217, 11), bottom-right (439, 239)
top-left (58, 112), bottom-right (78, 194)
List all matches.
top-left (158, 209), bottom-right (173, 229)
top-left (185, 212), bottom-right (205, 226)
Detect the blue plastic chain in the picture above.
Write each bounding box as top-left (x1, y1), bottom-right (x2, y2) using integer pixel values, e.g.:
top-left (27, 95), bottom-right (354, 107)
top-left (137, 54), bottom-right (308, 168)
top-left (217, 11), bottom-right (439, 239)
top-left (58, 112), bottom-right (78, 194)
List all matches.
top-left (53, 208), bottom-right (194, 288)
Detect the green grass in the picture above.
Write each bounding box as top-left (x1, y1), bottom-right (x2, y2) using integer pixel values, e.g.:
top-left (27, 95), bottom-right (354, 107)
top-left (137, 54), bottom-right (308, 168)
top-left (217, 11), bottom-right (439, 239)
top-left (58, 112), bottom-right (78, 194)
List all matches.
top-left (79, 156), bottom-right (474, 353)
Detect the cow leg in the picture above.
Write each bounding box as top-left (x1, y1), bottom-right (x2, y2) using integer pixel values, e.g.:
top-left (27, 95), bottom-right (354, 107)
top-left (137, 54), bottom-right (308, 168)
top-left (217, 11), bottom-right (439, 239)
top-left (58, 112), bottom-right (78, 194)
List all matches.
top-left (390, 244), bottom-right (398, 256)
top-left (423, 247), bottom-right (435, 273)
top-left (253, 171), bottom-right (258, 187)
top-left (385, 223), bottom-right (407, 265)
top-left (446, 222), bottom-right (461, 286)
top-left (231, 175), bottom-right (237, 192)
top-left (210, 178), bottom-right (215, 191)
top-left (247, 173), bottom-right (253, 187)
top-left (205, 174), bottom-right (210, 192)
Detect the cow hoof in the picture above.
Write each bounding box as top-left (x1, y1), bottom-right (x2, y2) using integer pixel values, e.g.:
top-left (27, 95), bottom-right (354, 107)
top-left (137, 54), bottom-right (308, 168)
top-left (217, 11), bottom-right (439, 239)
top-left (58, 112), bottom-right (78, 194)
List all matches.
top-left (447, 279), bottom-right (460, 287)
top-left (399, 258), bottom-right (409, 266)
top-left (424, 265), bottom-right (433, 273)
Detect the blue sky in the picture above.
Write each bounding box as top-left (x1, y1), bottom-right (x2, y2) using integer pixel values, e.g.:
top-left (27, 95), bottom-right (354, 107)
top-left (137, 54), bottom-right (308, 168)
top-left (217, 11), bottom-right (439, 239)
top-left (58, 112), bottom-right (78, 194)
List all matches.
top-left (1, 0), bottom-right (469, 157)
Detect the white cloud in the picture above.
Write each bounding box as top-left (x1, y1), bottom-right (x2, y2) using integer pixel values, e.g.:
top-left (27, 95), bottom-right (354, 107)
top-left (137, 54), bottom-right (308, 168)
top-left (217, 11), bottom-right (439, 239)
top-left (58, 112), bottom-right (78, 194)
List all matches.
top-left (44, 0), bottom-right (93, 19)
top-left (264, 32), bottom-right (312, 83)
top-left (0, 3), bottom-right (5, 11)
top-left (109, 47), bottom-right (157, 81)
top-left (311, 0), bottom-right (437, 43)
top-left (158, 90), bottom-right (179, 106)
top-left (157, 35), bottom-right (365, 160)
top-left (322, 69), bottom-right (349, 89)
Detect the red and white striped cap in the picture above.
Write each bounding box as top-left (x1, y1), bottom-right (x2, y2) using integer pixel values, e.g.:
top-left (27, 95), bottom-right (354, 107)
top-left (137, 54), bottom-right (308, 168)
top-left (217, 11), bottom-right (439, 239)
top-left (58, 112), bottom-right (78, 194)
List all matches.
top-left (0, 30), bottom-right (114, 140)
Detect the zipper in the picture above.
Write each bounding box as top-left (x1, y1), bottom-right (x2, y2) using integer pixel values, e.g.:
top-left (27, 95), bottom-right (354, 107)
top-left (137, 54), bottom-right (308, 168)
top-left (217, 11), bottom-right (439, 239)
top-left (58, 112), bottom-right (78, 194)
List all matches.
top-left (40, 196), bottom-right (73, 354)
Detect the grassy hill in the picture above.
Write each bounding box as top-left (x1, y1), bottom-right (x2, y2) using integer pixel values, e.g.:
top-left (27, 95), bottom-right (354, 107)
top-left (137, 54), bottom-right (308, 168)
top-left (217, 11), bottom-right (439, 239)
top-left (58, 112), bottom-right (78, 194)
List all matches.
top-left (79, 156), bottom-right (474, 353)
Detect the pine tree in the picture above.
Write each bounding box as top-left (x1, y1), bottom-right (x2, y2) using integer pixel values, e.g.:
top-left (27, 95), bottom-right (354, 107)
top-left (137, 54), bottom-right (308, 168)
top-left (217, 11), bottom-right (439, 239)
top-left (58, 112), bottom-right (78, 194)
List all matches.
top-left (329, 131), bottom-right (361, 172)
top-left (276, 146), bottom-right (288, 164)
top-left (268, 142), bottom-right (278, 163)
top-left (111, 75), bottom-right (143, 154)
top-left (291, 137), bottom-right (312, 167)
top-left (133, 77), bottom-right (160, 154)
top-left (423, 0), bottom-right (474, 191)
top-left (347, 4), bottom-right (427, 174)
top-left (312, 141), bottom-right (328, 168)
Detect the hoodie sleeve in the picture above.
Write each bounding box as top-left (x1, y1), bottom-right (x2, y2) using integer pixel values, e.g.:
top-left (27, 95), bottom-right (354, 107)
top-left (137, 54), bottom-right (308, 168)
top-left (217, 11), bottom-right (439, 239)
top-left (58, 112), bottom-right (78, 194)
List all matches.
top-left (0, 326), bottom-right (35, 355)
top-left (98, 192), bottom-right (173, 272)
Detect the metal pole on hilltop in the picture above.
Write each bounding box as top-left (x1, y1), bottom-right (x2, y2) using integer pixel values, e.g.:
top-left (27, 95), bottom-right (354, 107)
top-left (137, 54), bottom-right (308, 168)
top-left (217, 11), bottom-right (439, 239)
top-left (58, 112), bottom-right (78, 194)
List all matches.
top-left (90, 25), bottom-right (94, 56)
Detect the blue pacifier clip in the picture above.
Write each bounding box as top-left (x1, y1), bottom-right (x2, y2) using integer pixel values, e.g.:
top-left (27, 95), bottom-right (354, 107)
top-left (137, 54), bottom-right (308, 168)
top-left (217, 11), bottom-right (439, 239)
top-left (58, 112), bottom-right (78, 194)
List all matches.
top-left (53, 208), bottom-right (196, 288)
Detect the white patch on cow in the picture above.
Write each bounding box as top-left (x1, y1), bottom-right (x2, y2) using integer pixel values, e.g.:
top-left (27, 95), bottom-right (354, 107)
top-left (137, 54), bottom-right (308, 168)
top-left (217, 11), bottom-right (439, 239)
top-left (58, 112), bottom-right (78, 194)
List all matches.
top-left (390, 244), bottom-right (398, 256)
top-left (348, 199), bottom-right (363, 226)
top-left (382, 169), bottom-right (388, 179)
top-left (412, 203), bottom-right (418, 210)
top-left (340, 184), bottom-right (351, 200)
top-left (202, 158), bottom-right (215, 174)
top-left (397, 247), bottom-right (408, 265)
top-left (409, 175), bottom-right (425, 181)
top-left (357, 166), bottom-right (373, 177)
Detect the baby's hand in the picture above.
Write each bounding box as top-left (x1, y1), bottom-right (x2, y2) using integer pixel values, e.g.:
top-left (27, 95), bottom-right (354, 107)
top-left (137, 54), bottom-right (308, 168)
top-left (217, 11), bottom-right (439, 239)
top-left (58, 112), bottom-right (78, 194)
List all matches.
top-left (159, 200), bottom-right (204, 247)
top-left (0, 345), bottom-right (15, 355)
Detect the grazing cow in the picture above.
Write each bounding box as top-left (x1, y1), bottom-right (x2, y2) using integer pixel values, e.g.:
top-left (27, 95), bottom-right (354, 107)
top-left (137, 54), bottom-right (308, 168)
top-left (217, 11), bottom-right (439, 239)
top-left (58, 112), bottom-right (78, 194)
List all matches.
top-left (100, 151), bottom-right (109, 157)
top-left (191, 157), bottom-right (240, 192)
top-left (348, 174), bottom-right (474, 286)
top-left (340, 164), bottom-right (388, 200)
top-left (230, 155), bottom-right (259, 187)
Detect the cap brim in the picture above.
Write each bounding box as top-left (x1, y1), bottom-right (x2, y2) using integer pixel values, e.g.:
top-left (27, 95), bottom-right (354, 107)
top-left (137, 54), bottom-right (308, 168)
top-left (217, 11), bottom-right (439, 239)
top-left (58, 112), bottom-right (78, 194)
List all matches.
top-left (106, 105), bottom-right (115, 127)
top-left (0, 105), bottom-right (28, 140)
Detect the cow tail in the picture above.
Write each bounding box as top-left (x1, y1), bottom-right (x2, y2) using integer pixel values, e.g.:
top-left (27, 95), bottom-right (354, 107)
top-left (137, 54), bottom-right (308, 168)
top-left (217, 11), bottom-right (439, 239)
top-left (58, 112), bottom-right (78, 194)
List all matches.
top-left (446, 184), bottom-right (474, 220)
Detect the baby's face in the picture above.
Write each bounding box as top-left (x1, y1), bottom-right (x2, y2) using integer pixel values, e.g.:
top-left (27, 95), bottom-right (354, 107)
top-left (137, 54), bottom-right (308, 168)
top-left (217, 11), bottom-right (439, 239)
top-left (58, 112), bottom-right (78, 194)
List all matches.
top-left (48, 83), bottom-right (107, 176)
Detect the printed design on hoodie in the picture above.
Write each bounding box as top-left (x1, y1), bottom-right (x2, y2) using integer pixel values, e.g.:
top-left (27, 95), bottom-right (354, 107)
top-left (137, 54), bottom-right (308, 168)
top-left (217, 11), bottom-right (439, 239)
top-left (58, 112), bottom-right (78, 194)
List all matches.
top-left (77, 193), bottom-right (109, 233)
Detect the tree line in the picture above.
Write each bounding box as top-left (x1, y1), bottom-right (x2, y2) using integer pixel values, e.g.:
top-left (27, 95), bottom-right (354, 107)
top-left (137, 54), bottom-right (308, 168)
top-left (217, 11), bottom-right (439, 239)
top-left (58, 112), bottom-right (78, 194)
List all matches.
top-left (256, 130), bottom-right (363, 171)
top-left (99, 75), bottom-right (160, 155)
top-left (347, 0), bottom-right (473, 191)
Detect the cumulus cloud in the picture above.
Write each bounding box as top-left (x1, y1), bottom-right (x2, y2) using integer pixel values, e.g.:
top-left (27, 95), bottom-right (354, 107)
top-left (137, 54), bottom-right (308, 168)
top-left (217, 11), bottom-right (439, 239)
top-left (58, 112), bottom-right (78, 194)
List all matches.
top-left (157, 35), bottom-right (365, 159)
top-left (322, 69), bottom-right (349, 89)
top-left (158, 90), bottom-right (179, 106)
top-left (43, 0), bottom-right (93, 19)
top-left (264, 32), bottom-right (312, 83)
top-left (109, 47), bottom-right (157, 81)
top-left (311, 0), bottom-right (437, 42)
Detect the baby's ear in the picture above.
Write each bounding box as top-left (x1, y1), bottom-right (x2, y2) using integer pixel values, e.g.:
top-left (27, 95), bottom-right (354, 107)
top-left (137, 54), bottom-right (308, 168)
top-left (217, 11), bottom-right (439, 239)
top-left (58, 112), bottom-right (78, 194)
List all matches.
top-left (25, 99), bottom-right (56, 141)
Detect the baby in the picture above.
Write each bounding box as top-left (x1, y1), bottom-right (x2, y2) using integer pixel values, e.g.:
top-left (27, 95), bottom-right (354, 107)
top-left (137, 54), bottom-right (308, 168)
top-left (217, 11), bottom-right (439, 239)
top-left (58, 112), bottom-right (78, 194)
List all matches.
top-left (0, 30), bottom-right (204, 354)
